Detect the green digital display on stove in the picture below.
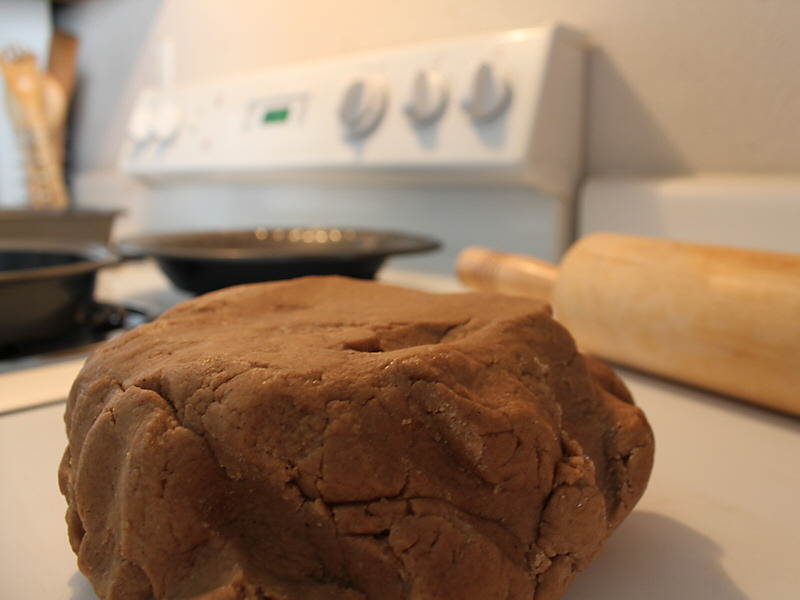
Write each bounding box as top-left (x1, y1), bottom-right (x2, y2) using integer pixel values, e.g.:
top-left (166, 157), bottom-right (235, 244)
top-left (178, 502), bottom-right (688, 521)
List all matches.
top-left (263, 108), bottom-right (290, 123)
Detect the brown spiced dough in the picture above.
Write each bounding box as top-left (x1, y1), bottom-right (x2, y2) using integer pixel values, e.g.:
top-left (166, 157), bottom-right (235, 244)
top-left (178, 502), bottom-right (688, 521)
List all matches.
top-left (59, 275), bottom-right (654, 600)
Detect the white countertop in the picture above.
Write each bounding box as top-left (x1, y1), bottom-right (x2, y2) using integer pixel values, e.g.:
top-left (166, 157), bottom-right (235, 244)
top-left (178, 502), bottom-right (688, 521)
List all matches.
top-left (1, 263), bottom-right (799, 599)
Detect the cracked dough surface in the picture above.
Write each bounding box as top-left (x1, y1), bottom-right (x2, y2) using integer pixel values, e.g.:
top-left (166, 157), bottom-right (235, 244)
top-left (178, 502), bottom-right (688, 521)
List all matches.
top-left (59, 276), bottom-right (654, 600)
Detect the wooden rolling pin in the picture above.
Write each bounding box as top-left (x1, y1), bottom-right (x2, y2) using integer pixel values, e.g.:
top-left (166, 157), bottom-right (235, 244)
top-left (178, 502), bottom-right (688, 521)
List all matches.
top-left (457, 233), bottom-right (800, 417)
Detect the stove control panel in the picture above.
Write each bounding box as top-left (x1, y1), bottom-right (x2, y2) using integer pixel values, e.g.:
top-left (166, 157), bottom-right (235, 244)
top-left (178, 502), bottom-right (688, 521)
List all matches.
top-left (120, 25), bottom-right (585, 198)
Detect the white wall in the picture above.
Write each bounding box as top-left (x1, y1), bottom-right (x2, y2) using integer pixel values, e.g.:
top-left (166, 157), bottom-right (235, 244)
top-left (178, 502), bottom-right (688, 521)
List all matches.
top-left (58, 0), bottom-right (800, 177)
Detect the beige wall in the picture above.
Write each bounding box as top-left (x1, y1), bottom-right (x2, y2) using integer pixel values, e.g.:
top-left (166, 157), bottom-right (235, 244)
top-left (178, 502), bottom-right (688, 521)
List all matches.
top-left (60, 0), bottom-right (800, 177)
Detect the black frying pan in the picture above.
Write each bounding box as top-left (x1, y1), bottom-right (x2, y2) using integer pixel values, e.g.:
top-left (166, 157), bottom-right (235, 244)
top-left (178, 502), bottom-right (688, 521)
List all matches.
top-left (117, 227), bottom-right (441, 295)
top-left (0, 241), bottom-right (117, 350)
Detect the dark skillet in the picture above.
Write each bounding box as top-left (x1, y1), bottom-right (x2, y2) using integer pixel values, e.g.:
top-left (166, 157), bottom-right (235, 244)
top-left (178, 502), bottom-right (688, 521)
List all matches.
top-left (0, 241), bottom-right (117, 350)
top-left (117, 228), bottom-right (441, 295)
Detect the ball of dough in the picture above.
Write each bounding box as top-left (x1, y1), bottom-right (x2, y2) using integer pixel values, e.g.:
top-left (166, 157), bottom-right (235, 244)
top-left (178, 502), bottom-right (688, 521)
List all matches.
top-left (59, 276), bottom-right (654, 600)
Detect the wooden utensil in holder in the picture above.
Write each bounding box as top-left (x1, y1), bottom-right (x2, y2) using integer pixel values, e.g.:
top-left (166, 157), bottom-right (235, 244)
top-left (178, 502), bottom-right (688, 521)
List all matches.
top-left (1, 45), bottom-right (70, 210)
top-left (46, 30), bottom-right (78, 164)
top-left (457, 233), bottom-right (800, 417)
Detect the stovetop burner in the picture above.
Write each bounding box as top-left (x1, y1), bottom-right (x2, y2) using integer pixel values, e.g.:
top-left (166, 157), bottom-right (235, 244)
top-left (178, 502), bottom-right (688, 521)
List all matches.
top-left (0, 303), bottom-right (149, 364)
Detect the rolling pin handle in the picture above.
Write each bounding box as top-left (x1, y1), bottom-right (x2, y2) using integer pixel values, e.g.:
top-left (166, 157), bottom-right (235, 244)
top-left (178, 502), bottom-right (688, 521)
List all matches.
top-left (456, 246), bottom-right (558, 301)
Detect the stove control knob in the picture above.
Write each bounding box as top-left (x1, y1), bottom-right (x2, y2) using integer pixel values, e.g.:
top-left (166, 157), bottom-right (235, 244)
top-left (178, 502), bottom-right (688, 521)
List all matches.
top-left (339, 74), bottom-right (388, 138)
top-left (462, 62), bottom-right (512, 123)
top-left (127, 103), bottom-right (156, 145)
top-left (152, 100), bottom-right (184, 144)
top-left (404, 69), bottom-right (448, 125)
